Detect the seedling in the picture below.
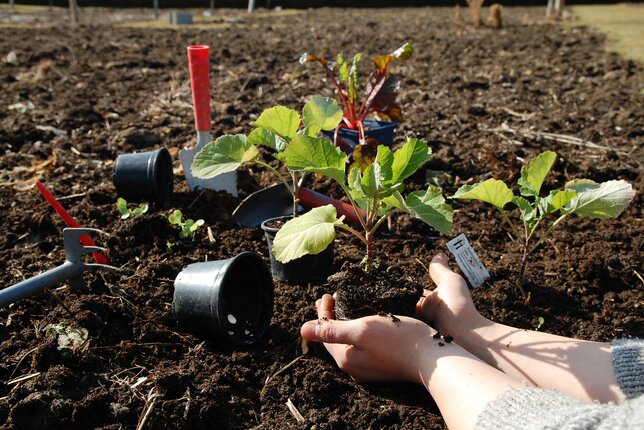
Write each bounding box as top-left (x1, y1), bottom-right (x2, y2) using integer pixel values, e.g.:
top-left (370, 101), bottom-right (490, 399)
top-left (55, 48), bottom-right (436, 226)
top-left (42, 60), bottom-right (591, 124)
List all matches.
top-left (300, 42), bottom-right (413, 145)
top-left (116, 197), bottom-right (149, 220)
top-left (534, 316), bottom-right (545, 331)
top-left (168, 209), bottom-right (204, 240)
top-left (271, 138), bottom-right (453, 269)
top-left (453, 150), bottom-right (635, 295)
top-left (191, 96), bottom-right (343, 217)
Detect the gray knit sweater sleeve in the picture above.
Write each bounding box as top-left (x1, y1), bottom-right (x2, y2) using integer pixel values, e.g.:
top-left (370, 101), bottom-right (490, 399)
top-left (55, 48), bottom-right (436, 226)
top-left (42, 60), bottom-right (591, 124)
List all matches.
top-left (475, 338), bottom-right (644, 430)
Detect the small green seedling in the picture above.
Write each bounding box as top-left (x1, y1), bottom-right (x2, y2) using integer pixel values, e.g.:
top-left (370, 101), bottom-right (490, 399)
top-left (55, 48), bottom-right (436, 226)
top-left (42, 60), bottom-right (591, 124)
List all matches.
top-left (166, 241), bottom-right (175, 254)
top-left (272, 137), bottom-right (453, 269)
top-left (534, 316), bottom-right (545, 331)
top-left (453, 150), bottom-right (635, 295)
top-left (191, 96), bottom-right (343, 217)
top-left (168, 209), bottom-right (204, 240)
top-left (116, 197), bottom-right (149, 220)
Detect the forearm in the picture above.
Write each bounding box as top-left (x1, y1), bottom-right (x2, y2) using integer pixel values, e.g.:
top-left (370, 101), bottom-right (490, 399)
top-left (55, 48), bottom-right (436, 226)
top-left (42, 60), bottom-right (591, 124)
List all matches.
top-left (416, 340), bottom-right (522, 430)
top-left (459, 318), bottom-right (624, 404)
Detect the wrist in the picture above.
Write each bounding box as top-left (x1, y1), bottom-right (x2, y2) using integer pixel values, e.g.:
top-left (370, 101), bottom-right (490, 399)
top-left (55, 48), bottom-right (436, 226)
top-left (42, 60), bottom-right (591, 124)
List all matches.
top-left (453, 314), bottom-right (496, 353)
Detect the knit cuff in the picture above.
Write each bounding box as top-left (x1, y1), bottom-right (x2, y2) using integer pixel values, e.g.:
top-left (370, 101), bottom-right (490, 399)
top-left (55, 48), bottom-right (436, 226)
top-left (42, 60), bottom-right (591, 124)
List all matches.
top-left (612, 338), bottom-right (644, 399)
top-left (474, 387), bottom-right (615, 430)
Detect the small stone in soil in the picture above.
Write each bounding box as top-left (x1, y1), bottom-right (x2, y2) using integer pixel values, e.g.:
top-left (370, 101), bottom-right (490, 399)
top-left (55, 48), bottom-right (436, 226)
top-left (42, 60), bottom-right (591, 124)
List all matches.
top-left (438, 342), bottom-right (445, 347)
top-left (432, 332), bottom-right (442, 339)
top-left (444, 335), bottom-right (453, 343)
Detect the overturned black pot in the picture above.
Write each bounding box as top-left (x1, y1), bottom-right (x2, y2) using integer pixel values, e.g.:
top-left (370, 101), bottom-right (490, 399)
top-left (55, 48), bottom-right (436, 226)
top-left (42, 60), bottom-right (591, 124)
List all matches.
top-left (113, 147), bottom-right (173, 207)
top-left (173, 252), bottom-right (274, 346)
top-left (261, 215), bottom-right (334, 284)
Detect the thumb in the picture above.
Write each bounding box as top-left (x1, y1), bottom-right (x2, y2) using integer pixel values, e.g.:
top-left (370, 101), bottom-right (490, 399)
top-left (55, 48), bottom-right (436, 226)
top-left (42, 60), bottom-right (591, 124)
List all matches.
top-left (429, 252), bottom-right (467, 289)
top-left (301, 319), bottom-right (357, 345)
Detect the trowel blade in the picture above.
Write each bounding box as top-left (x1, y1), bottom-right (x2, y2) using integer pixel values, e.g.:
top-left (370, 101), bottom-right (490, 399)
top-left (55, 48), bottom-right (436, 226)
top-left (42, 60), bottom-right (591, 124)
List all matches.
top-left (232, 182), bottom-right (300, 228)
top-left (180, 131), bottom-right (238, 196)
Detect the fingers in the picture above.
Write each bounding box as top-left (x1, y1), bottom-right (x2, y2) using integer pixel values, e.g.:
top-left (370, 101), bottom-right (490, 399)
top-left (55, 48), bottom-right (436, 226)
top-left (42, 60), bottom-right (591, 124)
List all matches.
top-left (300, 318), bottom-right (358, 345)
top-left (316, 294), bottom-right (335, 320)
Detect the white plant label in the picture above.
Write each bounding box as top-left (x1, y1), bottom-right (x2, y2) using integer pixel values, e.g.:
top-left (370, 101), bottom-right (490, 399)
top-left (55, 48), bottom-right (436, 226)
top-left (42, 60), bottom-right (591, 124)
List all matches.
top-left (447, 234), bottom-right (489, 288)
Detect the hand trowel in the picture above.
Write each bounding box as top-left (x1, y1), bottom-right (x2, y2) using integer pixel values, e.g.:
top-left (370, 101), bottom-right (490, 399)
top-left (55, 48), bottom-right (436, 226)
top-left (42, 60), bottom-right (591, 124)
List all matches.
top-left (180, 45), bottom-right (237, 196)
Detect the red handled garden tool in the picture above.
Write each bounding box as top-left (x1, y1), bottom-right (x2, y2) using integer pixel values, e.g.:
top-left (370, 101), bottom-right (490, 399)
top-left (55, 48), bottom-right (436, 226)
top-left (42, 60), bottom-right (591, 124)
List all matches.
top-left (179, 45), bottom-right (238, 196)
top-left (232, 182), bottom-right (365, 228)
top-left (0, 228), bottom-right (117, 307)
top-left (35, 180), bottom-right (109, 264)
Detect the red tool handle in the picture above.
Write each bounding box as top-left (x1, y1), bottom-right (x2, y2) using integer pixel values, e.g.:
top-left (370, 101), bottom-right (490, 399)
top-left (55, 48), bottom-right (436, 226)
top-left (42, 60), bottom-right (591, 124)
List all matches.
top-left (187, 45), bottom-right (211, 132)
top-left (299, 188), bottom-right (365, 225)
top-left (35, 181), bottom-right (109, 264)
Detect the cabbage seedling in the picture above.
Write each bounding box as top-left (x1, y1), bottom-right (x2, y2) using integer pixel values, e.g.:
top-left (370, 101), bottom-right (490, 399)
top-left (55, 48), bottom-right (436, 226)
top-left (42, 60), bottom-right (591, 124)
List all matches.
top-left (453, 150), bottom-right (635, 295)
top-left (272, 137), bottom-right (453, 269)
top-left (191, 96), bottom-right (343, 217)
top-left (116, 197), bottom-right (149, 220)
top-left (168, 209), bottom-right (204, 240)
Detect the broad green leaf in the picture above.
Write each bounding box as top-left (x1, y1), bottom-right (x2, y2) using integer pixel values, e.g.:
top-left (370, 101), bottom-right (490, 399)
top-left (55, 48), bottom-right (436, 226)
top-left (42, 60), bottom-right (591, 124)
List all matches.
top-left (252, 106), bottom-right (300, 140)
top-left (192, 134), bottom-right (257, 179)
top-left (272, 205), bottom-right (341, 263)
top-left (512, 196), bottom-right (537, 230)
top-left (390, 139), bottom-right (431, 184)
top-left (168, 210), bottom-right (182, 225)
top-left (376, 144), bottom-right (394, 179)
top-left (564, 179), bottom-right (635, 219)
top-left (538, 189), bottom-right (577, 215)
top-left (382, 191), bottom-right (405, 211)
top-left (452, 178), bottom-right (514, 210)
top-left (518, 151), bottom-right (556, 197)
top-left (404, 187), bottom-right (453, 233)
top-left (302, 96), bottom-right (343, 136)
top-left (283, 135), bottom-right (346, 183)
top-left (360, 163), bottom-right (378, 198)
top-left (248, 127), bottom-right (287, 152)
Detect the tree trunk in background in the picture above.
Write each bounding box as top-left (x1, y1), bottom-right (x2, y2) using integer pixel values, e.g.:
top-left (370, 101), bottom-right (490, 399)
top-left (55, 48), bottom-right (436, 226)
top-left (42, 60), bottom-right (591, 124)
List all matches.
top-left (153, 0), bottom-right (159, 19)
top-left (247, 0), bottom-right (255, 14)
top-left (9, 0), bottom-right (15, 13)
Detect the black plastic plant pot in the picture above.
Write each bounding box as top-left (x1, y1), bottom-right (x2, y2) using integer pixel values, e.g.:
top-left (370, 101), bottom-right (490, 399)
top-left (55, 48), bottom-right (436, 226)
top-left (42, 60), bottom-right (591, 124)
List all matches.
top-left (322, 119), bottom-right (398, 154)
top-left (112, 147), bottom-right (173, 207)
top-left (261, 215), bottom-right (334, 284)
top-left (172, 252), bottom-right (274, 346)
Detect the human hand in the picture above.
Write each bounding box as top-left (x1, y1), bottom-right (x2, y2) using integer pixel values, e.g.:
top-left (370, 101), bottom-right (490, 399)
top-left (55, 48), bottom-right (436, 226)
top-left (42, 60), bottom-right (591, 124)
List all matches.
top-left (416, 253), bottom-right (486, 342)
top-left (300, 294), bottom-right (435, 384)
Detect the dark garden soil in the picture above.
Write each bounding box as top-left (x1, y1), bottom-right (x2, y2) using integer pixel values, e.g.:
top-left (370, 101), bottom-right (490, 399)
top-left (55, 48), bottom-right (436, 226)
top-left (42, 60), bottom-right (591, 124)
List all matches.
top-left (0, 6), bottom-right (642, 430)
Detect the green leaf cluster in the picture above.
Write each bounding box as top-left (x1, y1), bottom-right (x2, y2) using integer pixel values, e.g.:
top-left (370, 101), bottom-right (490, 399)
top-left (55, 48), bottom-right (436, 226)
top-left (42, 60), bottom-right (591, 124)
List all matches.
top-left (273, 138), bottom-right (453, 264)
top-left (168, 209), bottom-right (205, 240)
top-left (116, 197), bottom-right (149, 220)
top-left (191, 96), bottom-right (344, 217)
top-left (452, 150), bottom-right (635, 291)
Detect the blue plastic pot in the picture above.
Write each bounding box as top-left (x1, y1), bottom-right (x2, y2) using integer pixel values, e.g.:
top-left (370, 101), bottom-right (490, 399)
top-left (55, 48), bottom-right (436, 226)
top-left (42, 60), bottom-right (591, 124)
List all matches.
top-left (322, 119), bottom-right (398, 154)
